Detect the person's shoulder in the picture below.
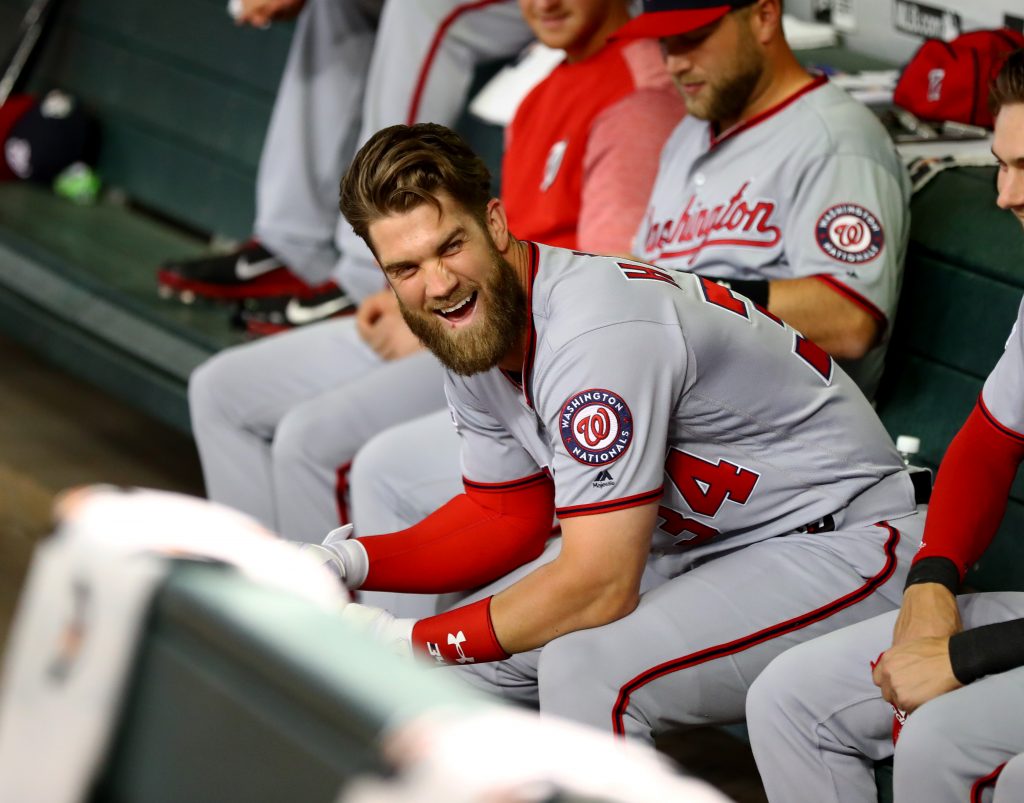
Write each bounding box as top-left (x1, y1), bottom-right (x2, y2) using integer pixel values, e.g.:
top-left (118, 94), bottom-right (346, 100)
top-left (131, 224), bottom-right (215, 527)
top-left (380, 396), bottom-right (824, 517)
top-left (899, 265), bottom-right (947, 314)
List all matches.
top-left (800, 81), bottom-right (898, 161)
top-left (617, 38), bottom-right (674, 90)
top-left (533, 245), bottom-right (679, 347)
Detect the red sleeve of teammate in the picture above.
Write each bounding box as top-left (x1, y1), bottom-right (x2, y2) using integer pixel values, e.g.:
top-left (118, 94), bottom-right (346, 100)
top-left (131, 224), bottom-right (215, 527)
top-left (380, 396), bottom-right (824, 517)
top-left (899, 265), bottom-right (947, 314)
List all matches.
top-left (913, 400), bottom-right (1024, 576)
top-left (356, 472), bottom-right (554, 594)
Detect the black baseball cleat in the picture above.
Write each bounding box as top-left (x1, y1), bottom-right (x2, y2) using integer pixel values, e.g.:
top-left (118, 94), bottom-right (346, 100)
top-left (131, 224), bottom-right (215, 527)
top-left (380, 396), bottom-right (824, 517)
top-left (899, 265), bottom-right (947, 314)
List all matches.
top-left (157, 241), bottom-right (316, 303)
top-left (236, 282), bottom-right (356, 335)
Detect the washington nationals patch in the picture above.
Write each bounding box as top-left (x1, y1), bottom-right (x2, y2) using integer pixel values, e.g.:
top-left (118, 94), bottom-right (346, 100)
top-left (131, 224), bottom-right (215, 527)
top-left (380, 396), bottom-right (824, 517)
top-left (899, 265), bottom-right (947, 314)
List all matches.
top-left (559, 389), bottom-right (633, 466)
top-left (815, 203), bottom-right (884, 264)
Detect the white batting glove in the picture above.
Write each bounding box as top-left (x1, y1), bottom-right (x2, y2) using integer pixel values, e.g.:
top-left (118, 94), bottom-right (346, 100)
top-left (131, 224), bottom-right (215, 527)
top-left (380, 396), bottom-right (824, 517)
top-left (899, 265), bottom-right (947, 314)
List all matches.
top-left (298, 524), bottom-right (369, 588)
top-left (341, 603), bottom-right (415, 659)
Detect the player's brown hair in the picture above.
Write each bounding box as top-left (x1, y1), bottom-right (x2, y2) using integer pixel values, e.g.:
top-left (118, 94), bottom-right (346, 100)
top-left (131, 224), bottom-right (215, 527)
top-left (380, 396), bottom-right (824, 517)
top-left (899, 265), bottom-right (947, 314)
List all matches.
top-left (340, 123), bottom-right (493, 249)
top-left (991, 48), bottom-right (1024, 114)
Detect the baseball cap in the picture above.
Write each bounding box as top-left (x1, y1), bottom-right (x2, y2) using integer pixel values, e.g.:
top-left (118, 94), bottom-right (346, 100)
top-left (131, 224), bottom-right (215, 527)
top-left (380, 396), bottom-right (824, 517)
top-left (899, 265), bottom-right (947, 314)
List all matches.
top-left (612, 0), bottom-right (757, 41)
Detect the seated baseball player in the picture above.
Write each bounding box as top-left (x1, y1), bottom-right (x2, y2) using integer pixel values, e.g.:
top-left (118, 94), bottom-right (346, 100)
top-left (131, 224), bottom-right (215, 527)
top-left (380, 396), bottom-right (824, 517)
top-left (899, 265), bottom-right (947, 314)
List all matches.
top-left (159, 0), bottom-right (533, 332)
top-left (347, 0), bottom-right (910, 558)
top-left (745, 50), bottom-right (1024, 803)
top-left (187, 0), bottom-right (685, 559)
top-left (310, 120), bottom-right (929, 745)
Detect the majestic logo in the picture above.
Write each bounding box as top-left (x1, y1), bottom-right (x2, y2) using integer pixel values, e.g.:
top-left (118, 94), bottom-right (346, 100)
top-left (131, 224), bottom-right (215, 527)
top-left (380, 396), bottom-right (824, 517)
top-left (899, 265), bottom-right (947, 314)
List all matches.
top-left (448, 631), bottom-right (474, 664)
top-left (540, 139), bottom-right (568, 192)
top-left (560, 389), bottom-right (633, 466)
top-left (892, 0), bottom-right (961, 40)
top-left (815, 204), bottom-right (885, 264)
top-left (927, 68), bottom-right (945, 102)
top-left (642, 182), bottom-right (781, 265)
top-left (593, 469), bottom-right (616, 489)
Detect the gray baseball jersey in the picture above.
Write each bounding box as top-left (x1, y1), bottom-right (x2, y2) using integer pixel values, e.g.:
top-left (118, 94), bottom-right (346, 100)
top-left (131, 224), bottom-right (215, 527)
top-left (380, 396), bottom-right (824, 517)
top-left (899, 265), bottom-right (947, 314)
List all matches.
top-left (449, 243), bottom-right (915, 574)
top-left (633, 77), bottom-right (910, 398)
top-left (443, 243), bottom-right (926, 738)
top-left (983, 297), bottom-right (1024, 434)
top-left (746, 298), bottom-right (1024, 803)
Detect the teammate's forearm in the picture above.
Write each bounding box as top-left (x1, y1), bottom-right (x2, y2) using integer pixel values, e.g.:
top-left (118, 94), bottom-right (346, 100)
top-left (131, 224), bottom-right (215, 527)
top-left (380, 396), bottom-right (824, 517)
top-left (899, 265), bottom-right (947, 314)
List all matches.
top-left (949, 617), bottom-right (1024, 684)
top-left (912, 401), bottom-right (1024, 578)
top-left (766, 276), bottom-right (882, 359)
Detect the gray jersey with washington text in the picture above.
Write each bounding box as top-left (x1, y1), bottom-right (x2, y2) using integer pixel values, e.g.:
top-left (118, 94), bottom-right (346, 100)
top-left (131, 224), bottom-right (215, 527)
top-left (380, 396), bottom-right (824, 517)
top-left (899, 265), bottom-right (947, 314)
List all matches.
top-left (633, 78), bottom-right (910, 397)
top-left (446, 243), bottom-right (916, 575)
top-left (983, 297), bottom-right (1024, 434)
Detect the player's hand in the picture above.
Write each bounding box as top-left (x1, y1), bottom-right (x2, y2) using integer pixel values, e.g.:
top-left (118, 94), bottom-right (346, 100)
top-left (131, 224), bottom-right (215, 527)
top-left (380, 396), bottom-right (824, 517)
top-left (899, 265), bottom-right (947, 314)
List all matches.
top-left (234, 0), bottom-right (305, 27)
top-left (891, 582), bottom-right (962, 648)
top-left (298, 524), bottom-right (370, 588)
top-left (871, 636), bottom-right (962, 713)
top-left (355, 289), bottom-right (423, 361)
top-left (341, 602), bottom-right (415, 658)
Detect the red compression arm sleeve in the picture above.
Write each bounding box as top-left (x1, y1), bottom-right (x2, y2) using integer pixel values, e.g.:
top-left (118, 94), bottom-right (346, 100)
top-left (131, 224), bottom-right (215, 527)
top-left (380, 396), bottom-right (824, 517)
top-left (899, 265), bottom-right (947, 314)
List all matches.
top-left (913, 401), bottom-right (1024, 577)
top-left (356, 473), bottom-right (555, 594)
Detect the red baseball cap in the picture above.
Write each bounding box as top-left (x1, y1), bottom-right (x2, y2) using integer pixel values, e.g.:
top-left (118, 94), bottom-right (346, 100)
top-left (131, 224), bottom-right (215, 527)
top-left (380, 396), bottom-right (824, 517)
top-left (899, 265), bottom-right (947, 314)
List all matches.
top-left (613, 0), bottom-right (757, 41)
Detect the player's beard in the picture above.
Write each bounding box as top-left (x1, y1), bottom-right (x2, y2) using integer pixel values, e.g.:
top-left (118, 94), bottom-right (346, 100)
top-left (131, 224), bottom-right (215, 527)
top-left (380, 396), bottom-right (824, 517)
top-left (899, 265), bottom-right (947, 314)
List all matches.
top-left (679, 37), bottom-right (763, 126)
top-left (398, 244), bottom-right (529, 376)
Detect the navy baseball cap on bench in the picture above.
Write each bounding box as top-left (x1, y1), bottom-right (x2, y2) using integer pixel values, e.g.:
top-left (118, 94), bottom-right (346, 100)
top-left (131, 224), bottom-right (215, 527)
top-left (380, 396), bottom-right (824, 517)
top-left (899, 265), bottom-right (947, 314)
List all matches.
top-left (613, 0), bottom-right (757, 40)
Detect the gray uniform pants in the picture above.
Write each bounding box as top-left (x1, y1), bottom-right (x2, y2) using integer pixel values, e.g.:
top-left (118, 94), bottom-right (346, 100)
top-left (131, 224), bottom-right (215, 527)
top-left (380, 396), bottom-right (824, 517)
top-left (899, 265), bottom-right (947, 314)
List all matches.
top-left (191, 0), bottom-right (531, 540)
top-left (746, 593), bottom-right (1024, 803)
top-left (253, 0), bottom-right (532, 293)
top-left (189, 319), bottom-right (447, 543)
top-left (352, 435), bottom-right (929, 741)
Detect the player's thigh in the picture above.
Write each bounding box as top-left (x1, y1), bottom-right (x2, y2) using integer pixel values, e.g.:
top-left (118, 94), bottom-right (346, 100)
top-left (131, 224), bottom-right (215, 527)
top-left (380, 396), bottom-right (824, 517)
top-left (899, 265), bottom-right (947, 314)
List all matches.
top-left (747, 608), bottom-right (899, 762)
top-left (894, 665), bottom-right (1024, 802)
top-left (273, 348), bottom-right (447, 464)
top-left (189, 318), bottom-right (381, 436)
top-left (538, 524), bottom-right (911, 732)
top-left (350, 409), bottom-right (462, 534)
top-left (995, 752), bottom-right (1024, 803)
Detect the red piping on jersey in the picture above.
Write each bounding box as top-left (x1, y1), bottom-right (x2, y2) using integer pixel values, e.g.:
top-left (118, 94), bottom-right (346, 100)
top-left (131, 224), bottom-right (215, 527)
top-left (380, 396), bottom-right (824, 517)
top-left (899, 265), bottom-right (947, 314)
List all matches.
top-left (979, 395), bottom-right (1024, 443)
top-left (557, 487), bottom-right (664, 519)
top-left (610, 521), bottom-right (902, 735)
top-left (523, 241), bottom-right (542, 410)
top-left (812, 275), bottom-right (889, 330)
top-left (709, 74), bottom-right (828, 149)
top-left (970, 762), bottom-right (1006, 803)
top-left (406, 0), bottom-right (509, 124)
top-left (334, 461), bottom-right (352, 526)
top-left (464, 472), bottom-right (550, 493)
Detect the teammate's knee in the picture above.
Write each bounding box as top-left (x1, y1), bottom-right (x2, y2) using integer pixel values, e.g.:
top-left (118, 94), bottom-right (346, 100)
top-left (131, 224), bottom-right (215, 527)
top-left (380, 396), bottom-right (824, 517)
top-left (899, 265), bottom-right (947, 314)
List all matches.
top-left (746, 647), bottom-right (806, 731)
top-left (893, 698), bottom-right (960, 775)
top-left (272, 402), bottom-right (355, 469)
top-left (188, 351), bottom-right (241, 428)
top-left (538, 630), bottom-right (619, 710)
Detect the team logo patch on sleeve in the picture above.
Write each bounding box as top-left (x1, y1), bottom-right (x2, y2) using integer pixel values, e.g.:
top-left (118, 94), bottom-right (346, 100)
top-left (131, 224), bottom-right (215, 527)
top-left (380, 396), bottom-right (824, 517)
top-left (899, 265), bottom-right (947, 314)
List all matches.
top-left (559, 389), bottom-right (633, 466)
top-left (815, 204), bottom-right (884, 264)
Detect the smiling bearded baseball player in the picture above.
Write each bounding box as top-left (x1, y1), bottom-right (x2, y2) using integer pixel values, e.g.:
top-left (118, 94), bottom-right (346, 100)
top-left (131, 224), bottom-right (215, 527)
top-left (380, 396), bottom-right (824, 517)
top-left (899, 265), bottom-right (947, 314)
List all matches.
top-left (306, 121), bottom-right (930, 741)
top-left (343, 0), bottom-right (909, 569)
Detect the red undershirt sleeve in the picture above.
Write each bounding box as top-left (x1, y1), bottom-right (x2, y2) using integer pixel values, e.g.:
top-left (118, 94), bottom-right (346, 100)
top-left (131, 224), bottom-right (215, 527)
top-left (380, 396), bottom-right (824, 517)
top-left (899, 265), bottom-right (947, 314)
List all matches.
top-left (356, 472), bottom-right (555, 594)
top-left (913, 400), bottom-right (1024, 578)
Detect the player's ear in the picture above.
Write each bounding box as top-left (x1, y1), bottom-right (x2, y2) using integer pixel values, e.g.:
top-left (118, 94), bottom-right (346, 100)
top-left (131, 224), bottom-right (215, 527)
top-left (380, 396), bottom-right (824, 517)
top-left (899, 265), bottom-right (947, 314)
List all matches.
top-left (484, 197), bottom-right (512, 252)
top-left (750, 0), bottom-right (781, 44)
